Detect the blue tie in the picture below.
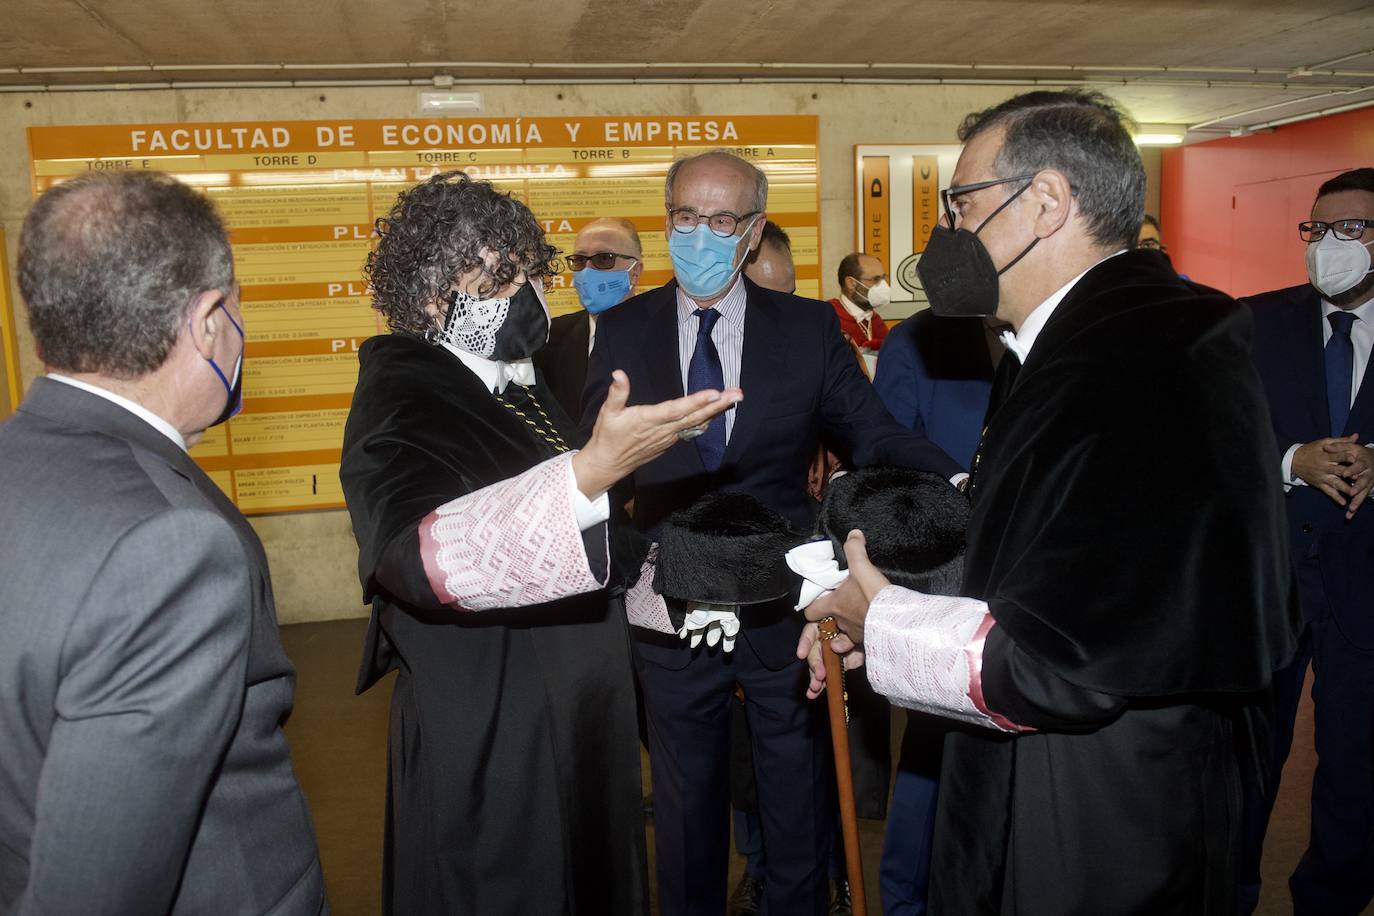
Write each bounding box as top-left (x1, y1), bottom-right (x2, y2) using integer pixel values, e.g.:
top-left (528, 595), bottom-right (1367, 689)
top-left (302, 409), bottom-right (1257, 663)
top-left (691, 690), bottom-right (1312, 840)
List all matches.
top-left (687, 307), bottom-right (726, 470)
top-left (1326, 311), bottom-right (1358, 437)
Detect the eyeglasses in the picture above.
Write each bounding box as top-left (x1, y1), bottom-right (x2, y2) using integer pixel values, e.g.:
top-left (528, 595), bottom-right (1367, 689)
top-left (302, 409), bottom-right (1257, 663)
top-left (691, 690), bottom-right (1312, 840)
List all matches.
top-left (1137, 238), bottom-right (1168, 253)
top-left (941, 174), bottom-right (1038, 228)
top-left (566, 251), bottom-right (639, 271)
top-left (859, 274), bottom-right (889, 285)
top-left (667, 207), bottom-right (762, 237)
top-left (1299, 219), bottom-right (1374, 243)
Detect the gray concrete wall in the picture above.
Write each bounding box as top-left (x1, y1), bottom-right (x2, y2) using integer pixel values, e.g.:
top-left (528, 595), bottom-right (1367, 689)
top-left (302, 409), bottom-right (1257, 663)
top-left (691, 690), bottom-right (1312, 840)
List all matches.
top-left (0, 83), bottom-right (1158, 623)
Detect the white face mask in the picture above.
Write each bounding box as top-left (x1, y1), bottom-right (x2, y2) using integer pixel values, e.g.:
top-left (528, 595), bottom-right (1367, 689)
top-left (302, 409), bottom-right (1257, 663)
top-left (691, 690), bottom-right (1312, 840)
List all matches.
top-left (1306, 233), bottom-right (1374, 299)
top-left (856, 278), bottom-right (892, 311)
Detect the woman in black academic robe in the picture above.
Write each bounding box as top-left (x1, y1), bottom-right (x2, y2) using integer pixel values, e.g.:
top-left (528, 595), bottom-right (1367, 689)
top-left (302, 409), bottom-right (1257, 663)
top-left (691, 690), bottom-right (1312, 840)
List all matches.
top-left (338, 172), bottom-right (737, 915)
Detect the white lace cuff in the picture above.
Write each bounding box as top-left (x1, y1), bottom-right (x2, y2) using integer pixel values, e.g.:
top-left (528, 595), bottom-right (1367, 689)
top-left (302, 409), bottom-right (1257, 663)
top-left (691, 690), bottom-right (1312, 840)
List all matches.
top-left (865, 585), bottom-right (1032, 733)
top-left (418, 452), bottom-right (606, 610)
top-left (625, 547), bottom-right (676, 634)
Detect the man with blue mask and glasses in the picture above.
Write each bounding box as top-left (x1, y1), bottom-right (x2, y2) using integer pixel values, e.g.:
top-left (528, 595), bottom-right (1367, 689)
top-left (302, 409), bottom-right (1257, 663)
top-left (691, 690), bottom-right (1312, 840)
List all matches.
top-left (582, 151), bottom-right (963, 916)
top-left (536, 217), bottom-right (643, 425)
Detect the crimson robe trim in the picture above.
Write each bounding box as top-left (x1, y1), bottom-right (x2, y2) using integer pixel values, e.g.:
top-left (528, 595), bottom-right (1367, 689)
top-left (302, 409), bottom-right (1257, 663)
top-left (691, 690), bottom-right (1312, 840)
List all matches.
top-left (967, 616), bottom-right (1034, 733)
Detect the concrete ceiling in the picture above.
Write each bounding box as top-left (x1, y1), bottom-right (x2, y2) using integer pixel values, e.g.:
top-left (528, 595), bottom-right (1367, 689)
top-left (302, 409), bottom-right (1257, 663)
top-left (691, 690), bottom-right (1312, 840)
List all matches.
top-left (2, 0), bottom-right (1372, 137)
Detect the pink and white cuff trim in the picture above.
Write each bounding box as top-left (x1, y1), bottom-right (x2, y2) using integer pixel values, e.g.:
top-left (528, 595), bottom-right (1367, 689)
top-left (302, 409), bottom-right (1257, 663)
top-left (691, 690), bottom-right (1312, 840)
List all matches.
top-left (418, 453), bottom-right (606, 610)
top-left (865, 585), bottom-right (1033, 733)
top-left (624, 547), bottom-right (676, 635)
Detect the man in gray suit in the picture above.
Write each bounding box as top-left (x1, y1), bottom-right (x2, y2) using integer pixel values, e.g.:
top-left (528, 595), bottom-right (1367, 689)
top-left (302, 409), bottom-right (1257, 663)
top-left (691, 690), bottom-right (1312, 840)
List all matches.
top-left (0, 171), bottom-right (328, 914)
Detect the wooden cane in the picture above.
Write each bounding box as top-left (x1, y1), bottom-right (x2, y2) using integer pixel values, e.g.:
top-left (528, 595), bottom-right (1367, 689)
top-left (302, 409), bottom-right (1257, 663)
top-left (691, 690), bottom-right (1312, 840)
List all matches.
top-left (818, 616), bottom-right (868, 915)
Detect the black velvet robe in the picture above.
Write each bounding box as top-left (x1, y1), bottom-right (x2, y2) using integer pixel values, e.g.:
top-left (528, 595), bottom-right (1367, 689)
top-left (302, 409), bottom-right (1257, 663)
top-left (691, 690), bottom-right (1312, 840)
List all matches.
top-left (339, 333), bottom-right (648, 916)
top-left (930, 251), bottom-right (1300, 915)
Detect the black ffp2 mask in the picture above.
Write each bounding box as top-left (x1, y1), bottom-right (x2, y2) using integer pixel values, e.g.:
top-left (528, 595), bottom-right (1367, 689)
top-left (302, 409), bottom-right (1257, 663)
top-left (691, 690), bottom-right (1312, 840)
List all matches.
top-left (916, 182), bottom-right (1038, 318)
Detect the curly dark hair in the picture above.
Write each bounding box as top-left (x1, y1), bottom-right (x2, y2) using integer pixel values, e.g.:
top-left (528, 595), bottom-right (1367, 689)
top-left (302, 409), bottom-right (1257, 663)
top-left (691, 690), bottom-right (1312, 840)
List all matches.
top-left (365, 172), bottom-right (559, 336)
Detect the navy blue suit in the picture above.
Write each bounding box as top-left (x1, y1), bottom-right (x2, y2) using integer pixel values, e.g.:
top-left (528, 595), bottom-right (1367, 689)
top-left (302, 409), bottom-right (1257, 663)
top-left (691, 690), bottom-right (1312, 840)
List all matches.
top-left (874, 310), bottom-right (995, 471)
top-left (582, 277), bottom-right (960, 916)
top-left (872, 311), bottom-right (995, 916)
top-left (1245, 283), bottom-right (1374, 916)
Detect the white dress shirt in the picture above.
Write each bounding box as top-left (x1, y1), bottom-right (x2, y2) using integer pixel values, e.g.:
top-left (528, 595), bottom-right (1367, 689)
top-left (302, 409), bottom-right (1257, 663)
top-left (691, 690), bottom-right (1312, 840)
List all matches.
top-left (676, 275), bottom-right (747, 440)
top-left (1280, 295), bottom-right (1374, 488)
top-left (1000, 251), bottom-right (1127, 365)
top-left (47, 373), bottom-right (186, 450)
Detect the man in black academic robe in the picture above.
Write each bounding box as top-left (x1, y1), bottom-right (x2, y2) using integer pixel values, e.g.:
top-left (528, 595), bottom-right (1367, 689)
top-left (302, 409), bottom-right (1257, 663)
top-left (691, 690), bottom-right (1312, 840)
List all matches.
top-left (803, 90), bottom-right (1298, 915)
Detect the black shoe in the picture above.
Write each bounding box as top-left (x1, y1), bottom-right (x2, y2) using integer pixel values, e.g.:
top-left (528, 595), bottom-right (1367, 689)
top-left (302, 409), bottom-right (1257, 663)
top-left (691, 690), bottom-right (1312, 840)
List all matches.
top-left (828, 878), bottom-right (852, 916)
top-left (727, 873), bottom-right (764, 916)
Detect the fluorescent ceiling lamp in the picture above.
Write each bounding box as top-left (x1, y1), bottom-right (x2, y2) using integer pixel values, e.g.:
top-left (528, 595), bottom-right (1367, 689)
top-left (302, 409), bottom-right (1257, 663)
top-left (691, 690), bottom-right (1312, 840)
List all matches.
top-left (1134, 124), bottom-right (1185, 145)
top-left (418, 90), bottom-right (483, 115)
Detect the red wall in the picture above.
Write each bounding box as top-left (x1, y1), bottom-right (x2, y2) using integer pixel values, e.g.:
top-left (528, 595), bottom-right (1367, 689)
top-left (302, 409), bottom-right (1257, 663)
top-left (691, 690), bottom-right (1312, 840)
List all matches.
top-left (1160, 106), bottom-right (1374, 299)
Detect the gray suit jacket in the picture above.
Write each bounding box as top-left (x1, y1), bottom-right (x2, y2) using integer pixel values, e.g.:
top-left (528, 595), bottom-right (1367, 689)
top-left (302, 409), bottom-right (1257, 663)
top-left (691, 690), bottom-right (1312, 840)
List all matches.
top-left (0, 378), bottom-right (327, 915)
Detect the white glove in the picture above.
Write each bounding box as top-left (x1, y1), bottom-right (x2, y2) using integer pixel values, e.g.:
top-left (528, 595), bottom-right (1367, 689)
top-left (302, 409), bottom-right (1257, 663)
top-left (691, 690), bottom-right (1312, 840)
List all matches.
top-left (786, 539), bottom-right (849, 611)
top-left (677, 604), bottom-right (742, 652)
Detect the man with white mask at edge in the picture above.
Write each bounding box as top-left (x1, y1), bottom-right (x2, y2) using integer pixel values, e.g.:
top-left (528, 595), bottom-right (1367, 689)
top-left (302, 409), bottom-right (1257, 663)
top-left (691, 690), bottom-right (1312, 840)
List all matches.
top-left (1242, 167), bottom-right (1374, 916)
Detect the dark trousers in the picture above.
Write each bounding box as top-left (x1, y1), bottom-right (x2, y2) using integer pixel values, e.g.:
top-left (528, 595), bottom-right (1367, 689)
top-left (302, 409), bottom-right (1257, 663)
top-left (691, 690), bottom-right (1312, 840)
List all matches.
top-left (635, 632), bottom-right (832, 916)
top-left (1239, 554), bottom-right (1374, 916)
top-left (880, 712), bottom-right (942, 916)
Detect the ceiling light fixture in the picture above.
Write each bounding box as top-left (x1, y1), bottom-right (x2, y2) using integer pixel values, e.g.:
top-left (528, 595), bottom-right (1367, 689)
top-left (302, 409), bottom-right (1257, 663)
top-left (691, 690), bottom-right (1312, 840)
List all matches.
top-left (418, 88), bottom-right (482, 115)
top-left (1133, 125), bottom-right (1185, 145)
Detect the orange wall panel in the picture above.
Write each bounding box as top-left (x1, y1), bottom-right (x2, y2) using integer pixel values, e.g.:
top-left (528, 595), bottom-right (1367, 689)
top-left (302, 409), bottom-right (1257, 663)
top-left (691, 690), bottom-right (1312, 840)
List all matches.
top-left (1161, 107), bottom-right (1374, 299)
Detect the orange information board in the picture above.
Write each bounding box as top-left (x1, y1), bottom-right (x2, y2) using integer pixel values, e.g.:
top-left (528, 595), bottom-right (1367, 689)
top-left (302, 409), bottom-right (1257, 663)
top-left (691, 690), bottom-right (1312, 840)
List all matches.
top-left (853, 144), bottom-right (962, 318)
top-left (860, 156), bottom-right (891, 277)
top-left (28, 116), bottom-right (821, 513)
top-left (0, 228), bottom-right (19, 422)
top-left (911, 156), bottom-right (940, 254)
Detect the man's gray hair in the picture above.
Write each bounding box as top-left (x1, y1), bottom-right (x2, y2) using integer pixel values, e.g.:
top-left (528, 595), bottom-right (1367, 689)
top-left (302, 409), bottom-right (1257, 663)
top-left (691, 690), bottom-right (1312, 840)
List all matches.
top-left (664, 151), bottom-right (768, 214)
top-left (19, 171), bottom-right (234, 378)
top-left (957, 90), bottom-right (1145, 251)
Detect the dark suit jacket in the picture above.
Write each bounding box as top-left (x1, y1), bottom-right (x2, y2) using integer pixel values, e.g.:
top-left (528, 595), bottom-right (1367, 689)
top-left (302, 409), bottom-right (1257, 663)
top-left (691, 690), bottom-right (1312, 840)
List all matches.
top-left (534, 310), bottom-right (592, 426)
top-left (1246, 283), bottom-right (1374, 647)
top-left (0, 378), bottom-right (326, 915)
top-left (581, 277), bottom-right (961, 666)
top-left (873, 310), bottom-right (995, 471)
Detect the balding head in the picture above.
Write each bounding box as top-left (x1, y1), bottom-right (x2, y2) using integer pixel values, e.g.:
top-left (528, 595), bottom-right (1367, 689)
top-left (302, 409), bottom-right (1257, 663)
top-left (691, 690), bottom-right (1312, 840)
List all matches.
top-left (665, 152), bottom-right (768, 216)
top-left (745, 221), bottom-right (796, 294)
top-left (19, 170), bottom-right (234, 378)
top-left (575, 217), bottom-right (643, 258)
top-left (569, 218), bottom-right (644, 306)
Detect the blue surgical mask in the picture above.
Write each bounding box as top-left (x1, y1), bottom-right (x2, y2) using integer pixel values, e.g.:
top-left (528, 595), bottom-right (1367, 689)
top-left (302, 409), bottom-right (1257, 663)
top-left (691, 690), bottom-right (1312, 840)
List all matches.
top-left (669, 220), bottom-right (756, 300)
top-left (573, 267), bottom-right (634, 314)
top-left (206, 303), bottom-right (245, 426)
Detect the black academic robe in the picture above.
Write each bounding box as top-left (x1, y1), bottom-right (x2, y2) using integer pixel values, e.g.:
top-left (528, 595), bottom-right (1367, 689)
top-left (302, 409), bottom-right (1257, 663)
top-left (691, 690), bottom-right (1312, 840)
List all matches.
top-left (931, 251), bottom-right (1300, 915)
top-left (533, 310), bottom-right (593, 426)
top-left (339, 333), bottom-right (648, 916)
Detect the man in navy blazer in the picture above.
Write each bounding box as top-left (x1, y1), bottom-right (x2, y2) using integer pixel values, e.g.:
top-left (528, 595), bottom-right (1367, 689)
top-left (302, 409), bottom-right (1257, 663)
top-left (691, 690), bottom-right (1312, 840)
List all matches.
top-left (582, 151), bottom-right (961, 916)
top-left (874, 311), bottom-right (1005, 470)
top-left (1244, 167), bottom-right (1374, 916)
